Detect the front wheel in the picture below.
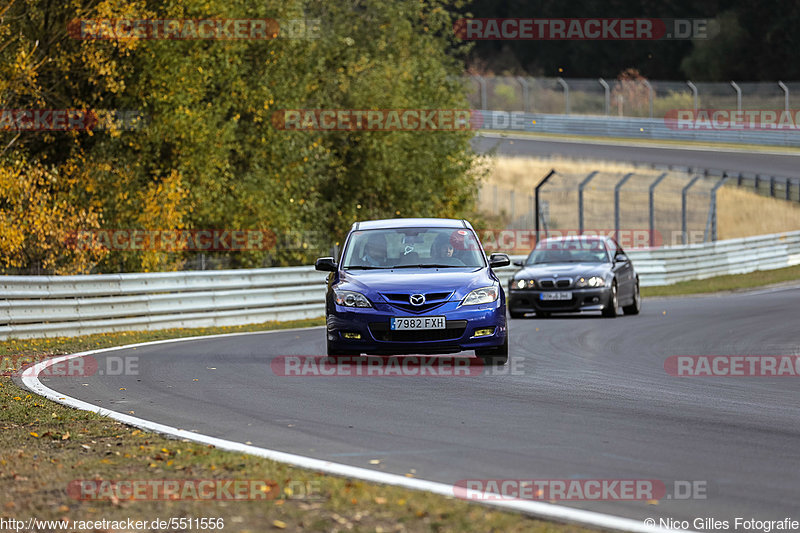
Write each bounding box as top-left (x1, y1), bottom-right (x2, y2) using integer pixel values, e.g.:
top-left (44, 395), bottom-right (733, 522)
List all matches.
top-left (602, 282), bottom-right (618, 318)
top-left (509, 310), bottom-right (526, 319)
top-left (623, 279), bottom-right (641, 315)
top-left (475, 334), bottom-right (508, 366)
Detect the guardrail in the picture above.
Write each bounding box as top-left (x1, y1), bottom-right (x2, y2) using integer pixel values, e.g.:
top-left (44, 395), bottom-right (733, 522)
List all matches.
top-left (2, 231), bottom-right (799, 340)
top-left (0, 268), bottom-right (328, 340)
top-left (476, 110), bottom-right (800, 147)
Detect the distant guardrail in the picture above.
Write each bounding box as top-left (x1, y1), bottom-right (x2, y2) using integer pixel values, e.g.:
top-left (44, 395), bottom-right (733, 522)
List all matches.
top-left (476, 110), bottom-right (800, 147)
top-left (2, 231), bottom-right (799, 340)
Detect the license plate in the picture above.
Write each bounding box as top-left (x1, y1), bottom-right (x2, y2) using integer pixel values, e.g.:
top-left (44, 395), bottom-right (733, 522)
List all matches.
top-left (391, 316), bottom-right (446, 330)
top-left (540, 291), bottom-right (572, 301)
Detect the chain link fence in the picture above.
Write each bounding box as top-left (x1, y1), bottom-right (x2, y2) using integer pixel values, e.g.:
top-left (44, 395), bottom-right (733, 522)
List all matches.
top-left (466, 75), bottom-right (800, 118)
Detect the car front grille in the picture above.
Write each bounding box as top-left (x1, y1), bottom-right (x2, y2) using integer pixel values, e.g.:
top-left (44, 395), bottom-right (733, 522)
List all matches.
top-left (380, 291), bottom-right (452, 314)
top-left (369, 320), bottom-right (467, 342)
top-left (539, 278), bottom-right (572, 289)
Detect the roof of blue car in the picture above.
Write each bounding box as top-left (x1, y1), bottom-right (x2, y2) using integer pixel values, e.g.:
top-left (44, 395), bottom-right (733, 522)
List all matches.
top-left (354, 218), bottom-right (470, 230)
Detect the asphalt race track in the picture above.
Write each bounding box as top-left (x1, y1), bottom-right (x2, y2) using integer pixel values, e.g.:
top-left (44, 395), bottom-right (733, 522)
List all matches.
top-left (34, 285), bottom-right (800, 526)
top-left (472, 134), bottom-right (800, 179)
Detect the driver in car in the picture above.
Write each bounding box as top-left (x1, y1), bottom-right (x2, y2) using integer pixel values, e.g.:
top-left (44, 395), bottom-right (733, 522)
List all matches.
top-left (360, 233), bottom-right (387, 266)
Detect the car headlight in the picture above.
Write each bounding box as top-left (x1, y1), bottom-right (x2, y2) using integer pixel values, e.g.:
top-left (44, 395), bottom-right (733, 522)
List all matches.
top-left (576, 276), bottom-right (606, 288)
top-left (334, 289), bottom-right (372, 308)
top-left (512, 279), bottom-right (536, 290)
top-left (462, 284), bottom-right (500, 306)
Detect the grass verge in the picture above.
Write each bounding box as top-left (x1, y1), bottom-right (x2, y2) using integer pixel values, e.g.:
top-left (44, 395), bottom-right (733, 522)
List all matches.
top-left (1, 319), bottom-right (592, 533)
top-left (642, 264), bottom-right (800, 297)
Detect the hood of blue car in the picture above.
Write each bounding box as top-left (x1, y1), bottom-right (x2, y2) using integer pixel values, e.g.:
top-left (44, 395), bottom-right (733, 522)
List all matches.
top-left (337, 267), bottom-right (494, 301)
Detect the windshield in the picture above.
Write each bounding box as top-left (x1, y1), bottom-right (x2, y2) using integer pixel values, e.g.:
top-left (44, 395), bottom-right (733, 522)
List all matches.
top-left (342, 227), bottom-right (486, 269)
top-left (525, 238), bottom-right (610, 264)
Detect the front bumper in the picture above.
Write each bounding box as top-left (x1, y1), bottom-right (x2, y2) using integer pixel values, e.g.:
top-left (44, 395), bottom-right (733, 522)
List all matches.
top-left (508, 287), bottom-right (613, 314)
top-left (326, 300), bottom-right (506, 355)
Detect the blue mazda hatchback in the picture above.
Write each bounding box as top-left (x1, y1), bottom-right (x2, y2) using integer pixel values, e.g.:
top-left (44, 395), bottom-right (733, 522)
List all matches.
top-left (315, 218), bottom-right (510, 365)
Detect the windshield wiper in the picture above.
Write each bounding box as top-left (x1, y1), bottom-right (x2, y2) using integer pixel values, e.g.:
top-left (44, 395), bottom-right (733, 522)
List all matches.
top-left (388, 264), bottom-right (461, 269)
top-left (344, 265), bottom-right (386, 270)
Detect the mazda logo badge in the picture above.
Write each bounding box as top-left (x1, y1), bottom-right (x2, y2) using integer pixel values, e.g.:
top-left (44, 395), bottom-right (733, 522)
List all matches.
top-left (409, 294), bottom-right (426, 306)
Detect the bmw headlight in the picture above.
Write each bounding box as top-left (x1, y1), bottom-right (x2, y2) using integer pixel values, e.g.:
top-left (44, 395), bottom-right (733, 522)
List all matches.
top-left (513, 279), bottom-right (536, 290)
top-left (576, 276), bottom-right (606, 288)
top-left (334, 289), bottom-right (372, 308)
top-left (462, 284), bottom-right (500, 306)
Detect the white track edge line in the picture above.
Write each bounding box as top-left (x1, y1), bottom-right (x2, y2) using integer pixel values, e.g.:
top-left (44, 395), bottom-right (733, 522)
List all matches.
top-left (19, 331), bottom-right (692, 533)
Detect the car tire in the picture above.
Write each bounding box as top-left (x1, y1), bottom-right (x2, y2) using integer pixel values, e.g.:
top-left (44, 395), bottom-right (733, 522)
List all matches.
top-left (475, 334), bottom-right (509, 366)
top-left (509, 310), bottom-right (526, 319)
top-left (623, 278), bottom-right (641, 315)
top-left (602, 282), bottom-right (618, 318)
top-left (535, 311), bottom-right (551, 318)
top-left (326, 342), bottom-right (356, 358)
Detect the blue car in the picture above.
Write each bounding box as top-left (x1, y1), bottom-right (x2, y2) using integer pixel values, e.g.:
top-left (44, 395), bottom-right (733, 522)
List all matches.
top-left (315, 218), bottom-right (511, 365)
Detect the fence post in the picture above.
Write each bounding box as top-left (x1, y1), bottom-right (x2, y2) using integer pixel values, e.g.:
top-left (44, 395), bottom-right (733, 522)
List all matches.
top-left (648, 172), bottom-right (668, 247)
top-left (786, 178), bottom-right (792, 201)
top-left (778, 81), bottom-right (789, 113)
top-left (614, 173), bottom-right (635, 242)
top-left (687, 81), bottom-right (698, 112)
top-left (557, 77), bottom-right (570, 115)
top-left (770, 176), bottom-right (776, 197)
top-left (474, 74), bottom-right (488, 109)
top-left (754, 174), bottom-right (760, 194)
top-left (730, 81), bottom-right (742, 112)
top-left (642, 80), bottom-right (654, 118)
top-left (599, 78), bottom-right (610, 116)
top-left (704, 173), bottom-right (729, 242)
top-left (535, 170), bottom-right (557, 242)
top-left (578, 171), bottom-right (599, 234)
top-left (516, 76), bottom-right (530, 113)
top-left (682, 175), bottom-right (703, 244)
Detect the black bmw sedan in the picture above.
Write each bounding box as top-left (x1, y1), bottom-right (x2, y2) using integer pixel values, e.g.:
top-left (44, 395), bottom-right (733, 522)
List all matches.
top-left (508, 235), bottom-right (641, 318)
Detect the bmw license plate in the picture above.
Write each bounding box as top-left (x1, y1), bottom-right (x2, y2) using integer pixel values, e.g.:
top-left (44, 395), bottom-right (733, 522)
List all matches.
top-left (540, 291), bottom-right (572, 301)
top-left (391, 316), bottom-right (446, 330)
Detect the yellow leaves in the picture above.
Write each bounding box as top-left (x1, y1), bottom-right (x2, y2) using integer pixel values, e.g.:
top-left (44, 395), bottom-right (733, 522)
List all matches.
top-left (272, 520), bottom-right (287, 529)
top-left (29, 431), bottom-right (39, 438)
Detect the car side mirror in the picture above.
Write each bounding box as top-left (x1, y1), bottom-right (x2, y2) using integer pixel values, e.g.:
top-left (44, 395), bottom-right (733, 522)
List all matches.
top-left (489, 253), bottom-right (511, 268)
top-left (512, 260), bottom-right (524, 267)
top-left (615, 253), bottom-right (628, 263)
top-left (315, 257), bottom-right (338, 272)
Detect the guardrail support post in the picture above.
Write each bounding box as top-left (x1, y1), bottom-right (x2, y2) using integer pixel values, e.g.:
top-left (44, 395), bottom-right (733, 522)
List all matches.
top-left (682, 175), bottom-right (703, 244)
top-left (578, 171), bottom-right (599, 235)
top-left (770, 176), bottom-right (775, 197)
top-left (786, 179), bottom-right (792, 201)
top-left (704, 173), bottom-right (729, 242)
top-left (535, 169), bottom-right (557, 243)
top-left (648, 172), bottom-right (668, 248)
top-left (614, 172), bottom-right (635, 243)
top-left (599, 78), bottom-right (610, 116)
top-left (557, 77), bottom-right (570, 115)
top-left (754, 174), bottom-right (760, 194)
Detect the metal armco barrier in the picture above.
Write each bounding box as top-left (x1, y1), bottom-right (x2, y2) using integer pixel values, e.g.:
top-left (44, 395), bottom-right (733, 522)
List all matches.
top-left (476, 110), bottom-right (800, 147)
top-left (2, 231), bottom-right (799, 340)
top-left (0, 267), bottom-right (328, 340)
